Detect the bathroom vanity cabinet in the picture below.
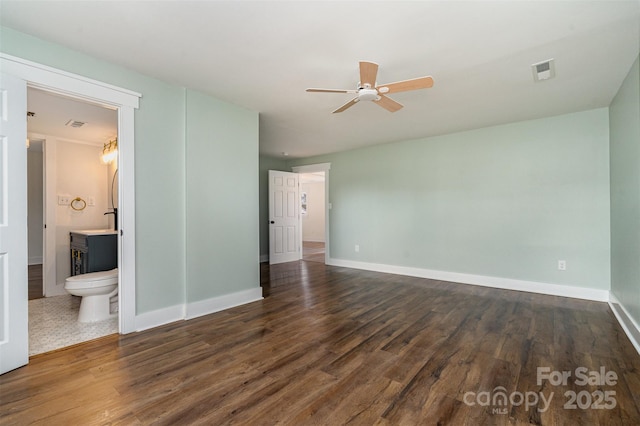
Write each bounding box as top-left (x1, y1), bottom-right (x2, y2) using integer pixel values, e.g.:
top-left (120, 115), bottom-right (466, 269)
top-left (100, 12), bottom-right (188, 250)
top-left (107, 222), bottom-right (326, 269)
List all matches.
top-left (70, 230), bottom-right (118, 276)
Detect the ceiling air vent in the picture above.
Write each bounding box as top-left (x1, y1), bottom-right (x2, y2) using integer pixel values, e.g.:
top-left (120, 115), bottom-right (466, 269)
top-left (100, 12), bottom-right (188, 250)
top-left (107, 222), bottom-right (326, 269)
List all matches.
top-left (65, 119), bottom-right (86, 128)
top-left (532, 59), bottom-right (555, 82)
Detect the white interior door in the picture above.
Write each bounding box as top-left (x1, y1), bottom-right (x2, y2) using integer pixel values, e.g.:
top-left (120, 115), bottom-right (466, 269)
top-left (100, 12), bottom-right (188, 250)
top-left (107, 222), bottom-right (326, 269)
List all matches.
top-left (269, 170), bottom-right (300, 264)
top-left (42, 136), bottom-right (58, 297)
top-left (0, 72), bottom-right (29, 374)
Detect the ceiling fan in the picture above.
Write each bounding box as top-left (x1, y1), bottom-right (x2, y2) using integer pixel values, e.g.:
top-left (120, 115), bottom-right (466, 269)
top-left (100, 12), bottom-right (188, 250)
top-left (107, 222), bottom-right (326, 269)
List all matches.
top-left (306, 61), bottom-right (434, 113)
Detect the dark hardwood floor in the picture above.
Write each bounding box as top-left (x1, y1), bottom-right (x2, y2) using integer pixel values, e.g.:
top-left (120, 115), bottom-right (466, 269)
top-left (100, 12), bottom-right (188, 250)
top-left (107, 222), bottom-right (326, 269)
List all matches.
top-left (28, 264), bottom-right (43, 300)
top-left (2, 260), bottom-right (639, 425)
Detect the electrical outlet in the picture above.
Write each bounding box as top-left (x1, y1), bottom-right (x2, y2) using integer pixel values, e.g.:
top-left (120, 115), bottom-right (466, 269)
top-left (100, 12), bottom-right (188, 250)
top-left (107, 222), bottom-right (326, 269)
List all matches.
top-left (558, 260), bottom-right (567, 271)
top-left (88, 197), bottom-right (95, 206)
top-left (58, 195), bottom-right (70, 205)
top-left (355, 244), bottom-right (360, 253)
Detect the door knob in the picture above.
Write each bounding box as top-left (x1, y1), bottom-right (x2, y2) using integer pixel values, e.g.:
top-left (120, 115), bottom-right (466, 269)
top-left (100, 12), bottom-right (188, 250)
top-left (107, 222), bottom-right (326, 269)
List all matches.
top-left (270, 221), bottom-right (275, 224)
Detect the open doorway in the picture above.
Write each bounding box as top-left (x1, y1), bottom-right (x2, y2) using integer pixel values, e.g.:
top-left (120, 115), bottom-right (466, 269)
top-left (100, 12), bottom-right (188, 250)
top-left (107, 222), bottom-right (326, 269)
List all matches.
top-left (291, 163), bottom-right (331, 264)
top-left (27, 87), bottom-right (119, 355)
top-left (299, 172), bottom-right (326, 263)
top-left (0, 54), bottom-right (138, 373)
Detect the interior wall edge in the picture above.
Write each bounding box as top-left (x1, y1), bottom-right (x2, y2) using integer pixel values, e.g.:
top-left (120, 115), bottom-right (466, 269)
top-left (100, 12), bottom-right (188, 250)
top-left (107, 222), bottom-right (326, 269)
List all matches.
top-left (609, 293), bottom-right (640, 356)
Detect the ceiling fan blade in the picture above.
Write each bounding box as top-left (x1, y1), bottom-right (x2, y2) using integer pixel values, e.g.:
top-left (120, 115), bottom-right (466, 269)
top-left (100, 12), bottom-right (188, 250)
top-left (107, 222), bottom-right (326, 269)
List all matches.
top-left (333, 98), bottom-right (359, 113)
top-left (359, 61), bottom-right (379, 87)
top-left (373, 95), bottom-right (403, 112)
top-left (306, 88), bottom-right (357, 94)
top-left (377, 76), bottom-right (434, 94)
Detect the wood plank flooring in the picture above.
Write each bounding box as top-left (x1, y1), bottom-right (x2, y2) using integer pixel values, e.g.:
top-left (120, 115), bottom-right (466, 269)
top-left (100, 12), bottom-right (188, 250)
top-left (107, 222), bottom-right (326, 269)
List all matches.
top-left (28, 264), bottom-right (43, 300)
top-left (302, 241), bottom-right (325, 263)
top-left (2, 260), bottom-right (640, 425)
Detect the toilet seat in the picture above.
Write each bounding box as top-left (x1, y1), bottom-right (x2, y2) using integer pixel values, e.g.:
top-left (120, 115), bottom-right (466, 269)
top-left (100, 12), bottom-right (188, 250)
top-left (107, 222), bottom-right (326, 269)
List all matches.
top-left (64, 268), bottom-right (119, 322)
top-left (65, 268), bottom-right (118, 290)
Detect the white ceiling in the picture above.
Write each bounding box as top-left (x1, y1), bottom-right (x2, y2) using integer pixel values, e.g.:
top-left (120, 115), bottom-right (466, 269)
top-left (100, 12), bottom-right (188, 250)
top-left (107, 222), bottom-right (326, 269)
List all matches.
top-left (3, 1), bottom-right (639, 159)
top-left (27, 88), bottom-right (118, 146)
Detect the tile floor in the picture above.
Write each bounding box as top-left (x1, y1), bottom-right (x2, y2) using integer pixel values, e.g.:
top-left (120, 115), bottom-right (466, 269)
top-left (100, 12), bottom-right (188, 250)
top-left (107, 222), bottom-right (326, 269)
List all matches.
top-left (28, 294), bottom-right (118, 356)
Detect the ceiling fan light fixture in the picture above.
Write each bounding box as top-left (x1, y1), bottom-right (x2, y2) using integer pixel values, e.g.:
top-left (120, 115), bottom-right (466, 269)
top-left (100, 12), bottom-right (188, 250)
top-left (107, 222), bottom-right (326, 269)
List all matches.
top-left (307, 61), bottom-right (434, 113)
top-left (358, 88), bottom-right (378, 101)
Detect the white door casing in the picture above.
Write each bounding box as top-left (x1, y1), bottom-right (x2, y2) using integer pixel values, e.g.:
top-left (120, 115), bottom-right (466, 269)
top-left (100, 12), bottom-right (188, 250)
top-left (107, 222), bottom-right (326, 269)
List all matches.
top-left (291, 163), bottom-right (331, 264)
top-left (0, 72), bottom-right (29, 374)
top-left (269, 170), bottom-right (300, 264)
top-left (0, 53), bottom-right (140, 341)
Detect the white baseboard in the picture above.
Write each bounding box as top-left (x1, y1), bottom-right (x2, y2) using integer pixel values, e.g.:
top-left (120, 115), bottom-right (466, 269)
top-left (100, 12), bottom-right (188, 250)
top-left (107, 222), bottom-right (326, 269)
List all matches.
top-left (186, 287), bottom-right (263, 320)
top-left (135, 304), bottom-right (185, 332)
top-left (134, 287), bottom-right (263, 331)
top-left (609, 293), bottom-right (640, 356)
top-left (302, 239), bottom-right (325, 243)
top-left (28, 256), bottom-right (43, 265)
top-left (46, 285), bottom-right (68, 297)
top-left (260, 254), bottom-right (269, 263)
top-left (327, 258), bottom-right (610, 302)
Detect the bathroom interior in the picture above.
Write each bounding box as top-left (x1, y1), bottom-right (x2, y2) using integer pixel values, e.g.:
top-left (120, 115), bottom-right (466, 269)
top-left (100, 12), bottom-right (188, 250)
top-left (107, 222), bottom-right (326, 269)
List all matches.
top-left (27, 87), bottom-right (120, 356)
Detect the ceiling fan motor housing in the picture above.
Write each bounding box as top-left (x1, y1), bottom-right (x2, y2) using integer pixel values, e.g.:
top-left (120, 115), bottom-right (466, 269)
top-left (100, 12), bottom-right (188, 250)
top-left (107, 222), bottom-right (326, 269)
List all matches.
top-left (306, 61), bottom-right (433, 112)
top-left (358, 88), bottom-right (378, 101)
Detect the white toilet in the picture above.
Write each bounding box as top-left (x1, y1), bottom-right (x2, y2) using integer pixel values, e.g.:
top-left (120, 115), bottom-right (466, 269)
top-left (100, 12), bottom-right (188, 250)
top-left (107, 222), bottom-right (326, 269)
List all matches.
top-left (65, 268), bottom-right (118, 323)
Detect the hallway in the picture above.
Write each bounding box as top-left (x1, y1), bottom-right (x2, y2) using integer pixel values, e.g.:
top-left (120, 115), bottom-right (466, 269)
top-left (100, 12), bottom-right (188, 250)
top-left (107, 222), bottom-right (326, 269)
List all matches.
top-left (302, 241), bottom-right (325, 263)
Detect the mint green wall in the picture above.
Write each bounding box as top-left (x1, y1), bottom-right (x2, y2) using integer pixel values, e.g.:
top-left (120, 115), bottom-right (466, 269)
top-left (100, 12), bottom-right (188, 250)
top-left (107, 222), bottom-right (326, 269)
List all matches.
top-left (1, 27), bottom-right (259, 314)
top-left (610, 56), bottom-right (640, 322)
top-left (185, 90), bottom-right (259, 301)
top-left (289, 109), bottom-right (611, 290)
top-left (259, 155), bottom-right (289, 258)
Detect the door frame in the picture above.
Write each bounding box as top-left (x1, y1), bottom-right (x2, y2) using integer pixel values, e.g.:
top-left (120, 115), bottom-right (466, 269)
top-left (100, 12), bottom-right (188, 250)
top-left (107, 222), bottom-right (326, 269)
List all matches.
top-left (291, 163), bottom-right (331, 264)
top-left (1, 53), bottom-right (140, 334)
top-left (24, 133), bottom-right (56, 297)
